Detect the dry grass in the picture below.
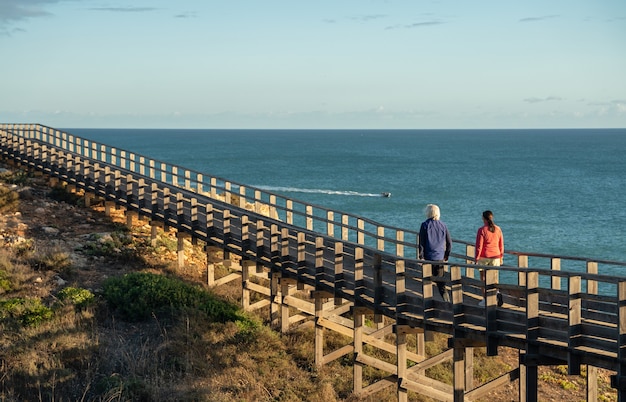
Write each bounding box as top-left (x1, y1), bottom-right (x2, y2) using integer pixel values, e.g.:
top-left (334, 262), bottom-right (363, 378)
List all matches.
top-left (0, 162), bottom-right (619, 401)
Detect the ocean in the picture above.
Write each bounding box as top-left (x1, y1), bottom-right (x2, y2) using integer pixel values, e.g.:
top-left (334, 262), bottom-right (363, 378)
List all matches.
top-left (69, 128), bottom-right (626, 272)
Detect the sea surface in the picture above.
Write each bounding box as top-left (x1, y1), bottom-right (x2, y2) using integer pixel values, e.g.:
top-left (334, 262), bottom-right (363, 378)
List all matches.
top-left (69, 128), bottom-right (626, 274)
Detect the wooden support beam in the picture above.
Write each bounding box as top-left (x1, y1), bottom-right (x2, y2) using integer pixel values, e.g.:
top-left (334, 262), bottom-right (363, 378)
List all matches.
top-left (485, 268), bottom-right (499, 356)
top-left (464, 368), bottom-right (520, 400)
top-left (176, 232), bottom-right (189, 269)
top-left (84, 192), bottom-right (94, 207)
top-left (212, 272), bottom-right (240, 288)
top-left (320, 344), bottom-right (353, 365)
top-left (358, 376), bottom-right (396, 398)
top-left (315, 296), bottom-right (324, 366)
top-left (568, 275), bottom-right (582, 375)
top-left (353, 306), bottom-right (364, 396)
top-left (125, 210), bottom-right (137, 228)
top-left (248, 299), bottom-right (271, 312)
top-left (453, 343), bottom-right (465, 402)
top-left (242, 259), bottom-right (254, 311)
top-left (401, 376), bottom-right (453, 402)
top-left (524, 271), bottom-right (540, 400)
top-left (104, 200), bottom-right (115, 216)
top-left (397, 328), bottom-right (408, 402)
top-left (281, 280), bottom-right (291, 333)
top-left (270, 271), bottom-right (280, 329)
top-left (204, 245), bottom-right (220, 287)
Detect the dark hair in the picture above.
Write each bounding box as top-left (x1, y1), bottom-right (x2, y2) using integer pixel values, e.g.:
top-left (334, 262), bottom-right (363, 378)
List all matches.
top-left (483, 210), bottom-right (495, 233)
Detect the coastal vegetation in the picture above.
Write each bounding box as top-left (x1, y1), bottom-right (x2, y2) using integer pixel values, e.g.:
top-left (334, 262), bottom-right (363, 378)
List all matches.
top-left (0, 164), bottom-right (617, 401)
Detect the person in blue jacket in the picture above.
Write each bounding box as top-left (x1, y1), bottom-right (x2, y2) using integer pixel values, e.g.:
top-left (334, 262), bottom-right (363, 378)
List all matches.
top-left (418, 204), bottom-right (452, 302)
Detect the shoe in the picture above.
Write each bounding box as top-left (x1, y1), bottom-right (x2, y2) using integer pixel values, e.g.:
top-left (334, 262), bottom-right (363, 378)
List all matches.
top-left (497, 291), bottom-right (503, 307)
top-left (478, 299), bottom-right (485, 307)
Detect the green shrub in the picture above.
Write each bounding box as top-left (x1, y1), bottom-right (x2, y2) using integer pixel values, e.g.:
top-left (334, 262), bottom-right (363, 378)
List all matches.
top-left (0, 270), bottom-right (11, 292)
top-left (0, 297), bottom-right (53, 327)
top-left (57, 287), bottom-right (95, 308)
top-left (102, 272), bottom-right (257, 331)
top-left (0, 170), bottom-right (32, 186)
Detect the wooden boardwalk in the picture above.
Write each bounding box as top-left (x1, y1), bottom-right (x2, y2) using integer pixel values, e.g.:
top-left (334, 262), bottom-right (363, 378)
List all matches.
top-left (2, 123), bottom-right (625, 401)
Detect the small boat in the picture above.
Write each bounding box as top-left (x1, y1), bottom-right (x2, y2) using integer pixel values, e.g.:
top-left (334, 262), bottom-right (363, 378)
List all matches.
top-left (381, 192), bottom-right (391, 198)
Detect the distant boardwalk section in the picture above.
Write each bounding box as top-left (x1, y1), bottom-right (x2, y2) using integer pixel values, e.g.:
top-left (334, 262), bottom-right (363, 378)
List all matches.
top-left (2, 123), bottom-right (626, 401)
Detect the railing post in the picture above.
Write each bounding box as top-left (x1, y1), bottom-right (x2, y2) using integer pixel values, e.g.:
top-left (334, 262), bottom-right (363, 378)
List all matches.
top-left (341, 214), bottom-right (349, 241)
top-left (485, 268), bottom-right (499, 355)
top-left (357, 219), bottom-right (364, 245)
top-left (422, 263), bottom-right (434, 339)
top-left (568, 275), bottom-right (582, 374)
top-left (172, 166), bottom-right (178, 187)
top-left (395, 260), bottom-right (406, 318)
top-left (465, 245), bottom-right (475, 279)
top-left (195, 173), bottom-right (203, 194)
top-left (354, 247), bottom-right (364, 305)
top-left (334, 242), bottom-right (344, 305)
top-left (396, 230), bottom-right (404, 257)
top-left (269, 224), bottom-right (281, 328)
top-left (305, 205), bottom-right (313, 231)
top-left (396, 325), bottom-right (408, 402)
top-left (315, 237), bottom-right (325, 290)
top-left (586, 260), bottom-right (598, 401)
top-left (551, 257), bottom-right (561, 290)
top-left (297, 232), bottom-right (306, 282)
top-left (612, 280), bottom-right (626, 399)
top-left (377, 226), bottom-right (385, 251)
top-left (286, 199), bottom-right (293, 225)
top-left (373, 253), bottom-right (383, 314)
top-left (523, 271), bottom-right (539, 401)
top-left (326, 211), bottom-right (334, 238)
top-left (451, 265), bottom-right (470, 400)
top-left (517, 254), bottom-right (528, 286)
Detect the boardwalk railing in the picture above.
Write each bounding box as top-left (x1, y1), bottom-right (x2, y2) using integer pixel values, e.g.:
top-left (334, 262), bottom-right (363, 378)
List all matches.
top-left (2, 123), bottom-right (625, 401)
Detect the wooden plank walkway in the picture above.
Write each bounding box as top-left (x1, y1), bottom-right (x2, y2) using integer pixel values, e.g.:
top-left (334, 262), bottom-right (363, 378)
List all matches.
top-left (2, 123), bottom-right (626, 401)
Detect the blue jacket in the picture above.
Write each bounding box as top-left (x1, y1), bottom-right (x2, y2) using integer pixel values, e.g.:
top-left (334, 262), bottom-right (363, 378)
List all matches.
top-left (418, 219), bottom-right (451, 261)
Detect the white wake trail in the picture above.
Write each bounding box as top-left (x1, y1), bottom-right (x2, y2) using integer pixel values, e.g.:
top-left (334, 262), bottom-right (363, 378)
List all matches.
top-left (256, 186), bottom-right (383, 197)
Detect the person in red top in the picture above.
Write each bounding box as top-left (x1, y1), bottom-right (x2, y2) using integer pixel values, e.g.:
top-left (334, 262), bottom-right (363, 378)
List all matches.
top-left (475, 210), bottom-right (504, 306)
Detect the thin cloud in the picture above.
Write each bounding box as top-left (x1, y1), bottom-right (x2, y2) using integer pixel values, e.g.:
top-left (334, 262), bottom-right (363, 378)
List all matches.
top-left (350, 14), bottom-right (387, 22)
top-left (0, 0), bottom-right (69, 36)
top-left (385, 20), bottom-right (444, 30)
top-left (174, 12), bottom-right (198, 19)
top-left (524, 96), bottom-right (563, 104)
top-left (0, 0), bottom-right (59, 24)
top-left (89, 7), bottom-right (158, 13)
top-left (519, 15), bottom-right (559, 23)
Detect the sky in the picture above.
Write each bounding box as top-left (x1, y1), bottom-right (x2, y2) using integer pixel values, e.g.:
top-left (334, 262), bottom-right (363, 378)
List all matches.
top-left (1, 0), bottom-right (625, 129)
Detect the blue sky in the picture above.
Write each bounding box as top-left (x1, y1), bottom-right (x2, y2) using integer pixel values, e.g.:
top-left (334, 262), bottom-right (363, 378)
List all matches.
top-left (1, 0), bottom-right (625, 129)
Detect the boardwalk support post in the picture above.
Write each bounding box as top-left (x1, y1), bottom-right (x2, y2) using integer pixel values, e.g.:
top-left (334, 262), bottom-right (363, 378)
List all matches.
top-left (611, 280), bottom-right (626, 400)
top-left (176, 232), bottom-right (189, 269)
top-left (523, 271), bottom-right (539, 400)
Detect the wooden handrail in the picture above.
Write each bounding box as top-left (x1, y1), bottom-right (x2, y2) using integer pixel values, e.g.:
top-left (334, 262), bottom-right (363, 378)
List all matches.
top-left (4, 123), bottom-right (626, 273)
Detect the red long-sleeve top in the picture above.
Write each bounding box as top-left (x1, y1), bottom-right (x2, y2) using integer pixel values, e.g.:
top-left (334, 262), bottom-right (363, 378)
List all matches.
top-left (475, 224), bottom-right (504, 260)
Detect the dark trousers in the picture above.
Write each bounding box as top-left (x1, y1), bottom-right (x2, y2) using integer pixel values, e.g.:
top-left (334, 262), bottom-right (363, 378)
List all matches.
top-left (433, 263), bottom-right (450, 302)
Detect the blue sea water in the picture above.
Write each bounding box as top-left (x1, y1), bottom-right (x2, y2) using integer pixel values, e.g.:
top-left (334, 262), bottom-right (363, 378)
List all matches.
top-left (69, 128), bottom-right (626, 270)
